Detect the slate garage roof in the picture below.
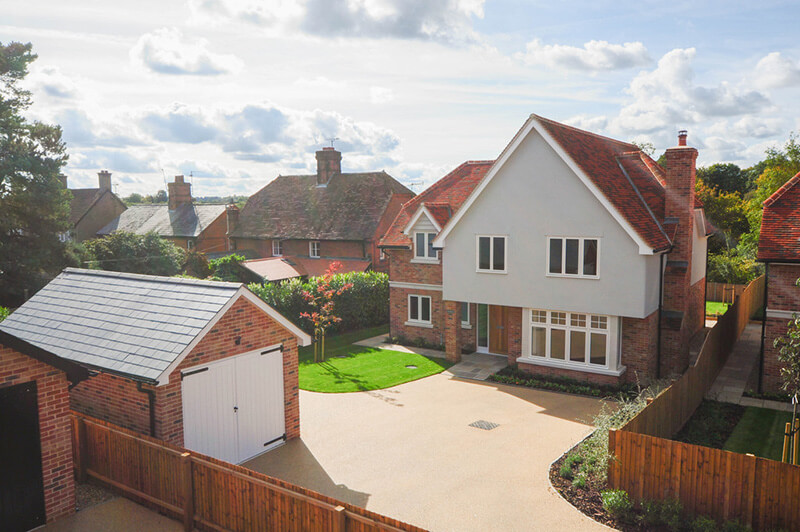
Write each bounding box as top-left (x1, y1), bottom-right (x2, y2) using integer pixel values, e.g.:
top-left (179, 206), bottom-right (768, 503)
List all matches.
top-left (0, 268), bottom-right (243, 383)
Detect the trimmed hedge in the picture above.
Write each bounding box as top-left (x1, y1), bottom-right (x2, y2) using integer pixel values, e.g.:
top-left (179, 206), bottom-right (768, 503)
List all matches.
top-left (248, 271), bottom-right (389, 335)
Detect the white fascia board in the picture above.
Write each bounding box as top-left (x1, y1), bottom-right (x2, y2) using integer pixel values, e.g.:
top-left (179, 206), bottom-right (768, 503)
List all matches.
top-left (155, 287), bottom-right (311, 385)
top-left (403, 205), bottom-right (442, 235)
top-left (433, 115), bottom-right (656, 255)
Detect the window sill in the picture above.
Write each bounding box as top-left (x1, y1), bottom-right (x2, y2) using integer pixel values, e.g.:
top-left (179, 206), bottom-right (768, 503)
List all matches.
top-left (461, 322), bottom-right (472, 329)
top-left (545, 273), bottom-right (600, 280)
top-left (411, 258), bottom-right (440, 264)
top-left (516, 356), bottom-right (626, 377)
top-left (476, 269), bottom-right (507, 274)
top-left (405, 320), bottom-right (434, 329)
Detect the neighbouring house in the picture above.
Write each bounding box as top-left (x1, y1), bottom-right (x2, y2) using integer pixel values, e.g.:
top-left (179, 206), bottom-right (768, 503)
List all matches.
top-left (240, 256), bottom-right (372, 283)
top-left (0, 268), bottom-right (311, 464)
top-left (757, 171), bottom-right (800, 394)
top-left (229, 147), bottom-right (414, 277)
top-left (0, 327), bottom-right (89, 528)
top-left (63, 170), bottom-right (127, 242)
top-left (98, 174), bottom-right (238, 254)
top-left (380, 115), bottom-right (711, 385)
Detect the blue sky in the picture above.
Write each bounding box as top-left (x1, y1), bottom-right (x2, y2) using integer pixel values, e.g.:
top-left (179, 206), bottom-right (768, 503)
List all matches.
top-left (2, 0), bottom-right (799, 196)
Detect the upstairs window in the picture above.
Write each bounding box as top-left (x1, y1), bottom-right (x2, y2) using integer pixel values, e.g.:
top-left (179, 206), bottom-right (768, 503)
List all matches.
top-left (310, 241), bottom-right (320, 258)
top-left (414, 232), bottom-right (438, 260)
top-left (547, 237), bottom-right (599, 278)
top-left (477, 235), bottom-right (506, 273)
top-left (272, 240), bottom-right (283, 256)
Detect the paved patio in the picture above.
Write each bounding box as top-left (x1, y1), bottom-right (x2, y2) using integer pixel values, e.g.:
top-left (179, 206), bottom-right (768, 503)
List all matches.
top-left (245, 373), bottom-right (608, 532)
top-left (42, 498), bottom-right (181, 532)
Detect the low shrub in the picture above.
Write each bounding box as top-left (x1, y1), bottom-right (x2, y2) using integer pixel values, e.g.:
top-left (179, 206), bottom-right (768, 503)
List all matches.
top-left (572, 472), bottom-right (587, 489)
top-left (387, 335), bottom-right (445, 352)
top-left (601, 489), bottom-right (633, 522)
top-left (558, 463), bottom-right (573, 480)
top-left (488, 366), bottom-right (638, 399)
top-left (692, 515), bottom-right (719, 532)
top-left (0, 306), bottom-right (9, 323)
top-left (721, 519), bottom-right (752, 532)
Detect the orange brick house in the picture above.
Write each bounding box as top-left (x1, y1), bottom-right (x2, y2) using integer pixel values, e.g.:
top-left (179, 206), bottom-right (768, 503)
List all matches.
top-left (98, 174), bottom-right (237, 254)
top-left (64, 170), bottom-right (127, 242)
top-left (380, 115), bottom-right (711, 385)
top-left (0, 268), bottom-right (311, 465)
top-left (0, 328), bottom-right (89, 528)
top-left (230, 147), bottom-right (413, 278)
top-left (757, 171), bottom-right (800, 394)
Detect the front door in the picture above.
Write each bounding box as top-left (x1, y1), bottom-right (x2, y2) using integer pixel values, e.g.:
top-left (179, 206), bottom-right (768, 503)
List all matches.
top-left (489, 305), bottom-right (509, 355)
top-left (0, 381), bottom-right (46, 532)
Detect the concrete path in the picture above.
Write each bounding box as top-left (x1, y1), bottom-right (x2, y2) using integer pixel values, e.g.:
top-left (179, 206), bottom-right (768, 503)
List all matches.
top-left (355, 333), bottom-right (447, 359)
top-left (707, 322), bottom-right (793, 412)
top-left (41, 498), bottom-right (181, 532)
top-left (446, 352), bottom-right (508, 381)
top-left (245, 373), bottom-right (609, 532)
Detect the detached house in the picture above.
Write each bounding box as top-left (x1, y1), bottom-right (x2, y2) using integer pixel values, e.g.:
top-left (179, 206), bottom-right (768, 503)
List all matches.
top-left (98, 174), bottom-right (237, 254)
top-left (380, 115), bottom-right (711, 385)
top-left (64, 170), bottom-right (127, 242)
top-left (757, 171), bottom-right (800, 394)
top-left (230, 147), bottom-right (413, 279)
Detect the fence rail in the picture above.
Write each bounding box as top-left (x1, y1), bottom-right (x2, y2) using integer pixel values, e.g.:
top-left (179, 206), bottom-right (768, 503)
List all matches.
top-left (607, 275), bottom-right (799, 531)
top-left (71, 412), bottom-right (426, 532)
top-left (706, 282), bottom-right (746, 304)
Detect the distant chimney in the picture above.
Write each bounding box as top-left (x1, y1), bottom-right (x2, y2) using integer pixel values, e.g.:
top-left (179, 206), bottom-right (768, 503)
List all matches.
top-left (315, 147), bottom-right (342, 186)
top-left (98, 170), bottom-right (112, 191)
top-left (59, 174), bottom-right (68, 189)
top-left (168, 175), bottom-right (192, 210)
top-left (660, 129), bottom-right (699, 376)
top-left (226, 204), bottom-right (239, 235)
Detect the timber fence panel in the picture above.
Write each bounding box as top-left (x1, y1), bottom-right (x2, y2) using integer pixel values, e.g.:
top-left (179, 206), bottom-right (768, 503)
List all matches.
top-left (71, 412), bottom-right (427, 532)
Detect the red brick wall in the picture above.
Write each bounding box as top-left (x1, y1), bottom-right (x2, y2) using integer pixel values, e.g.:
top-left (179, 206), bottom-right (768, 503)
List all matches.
top-left (0, 345), bottom-right (75, 523)
top-left (232, 237), bottom-right (367, 261)
top-left (763, 264), bottom-right (800, 393)
top-left (621, 311), bottom-right (659, 384)
top-left (389, 286), bottom-right (444, 346)
top-left (516, 361), bottom-right (624, 386)
top-left (75, 192), bottom-right (126, 242)
top-left (71, 295), bottom-right (301, 448)
top-left (372, 193), bottom-right (414, 274)
top-left (197, 211), bottom-right (230, 254)
top-left (387, 248), bottom-right (442, 284)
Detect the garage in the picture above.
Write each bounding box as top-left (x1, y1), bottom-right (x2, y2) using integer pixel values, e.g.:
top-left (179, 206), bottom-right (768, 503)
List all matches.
top-left (182, 344), bottom-right (286, 463)
top-left (0, 268), bottom-right (310, 463)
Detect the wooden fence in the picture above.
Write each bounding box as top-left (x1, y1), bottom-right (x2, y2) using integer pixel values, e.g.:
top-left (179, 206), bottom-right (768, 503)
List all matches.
top-left (71, 413), bottom-right (427, 532)
top-left (621, 275), bottom-right (764, 438)
top-left (706, 282), bottom-right (746, 304)
top-left (607, 275), bottom-right (800, 531)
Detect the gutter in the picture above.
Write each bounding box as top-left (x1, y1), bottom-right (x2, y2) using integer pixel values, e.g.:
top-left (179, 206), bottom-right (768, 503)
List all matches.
top-left (758, 262), bottom-right (769, 394)
top-left (657, 252), bottom-right (665, 379)
top-left (136, 381), bottom-right (157, 437)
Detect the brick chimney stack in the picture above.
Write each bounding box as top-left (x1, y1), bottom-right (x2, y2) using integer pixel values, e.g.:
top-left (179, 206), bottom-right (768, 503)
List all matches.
top-left (98, 170), bottom-right (112, 191)
top-left (660, 130), bottom-right (699, 376)
top-left (315, 147), bottom-right (342, 186)
top-left (168, 175), bottom-right (192, 210)
top-left (59, 174), bottom-right (68, 189)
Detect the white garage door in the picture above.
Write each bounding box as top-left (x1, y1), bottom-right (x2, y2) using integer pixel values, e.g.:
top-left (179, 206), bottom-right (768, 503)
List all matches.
top-left (181, 345), bottom-right (286, 464)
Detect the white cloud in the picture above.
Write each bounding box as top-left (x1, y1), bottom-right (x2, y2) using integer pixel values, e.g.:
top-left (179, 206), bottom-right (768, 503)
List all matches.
top-left (516, 39), bottom-right (650, 71)
top-left (370, 86), bottom-right (394, 104)
top-left (754, 52), bottom-right (800, 89)
top-left (187, 0), bottom-right (485, 43)
top-left (27, 66), bottom-right (80, 99)
top-left (130, 27), bottom-right (244, 76)
top-left (563, 114), bottom-right (608, 132)
top-left (706, 116), bottom-right (786, 140)
top-left (610, 48), bottom-right (770, 135)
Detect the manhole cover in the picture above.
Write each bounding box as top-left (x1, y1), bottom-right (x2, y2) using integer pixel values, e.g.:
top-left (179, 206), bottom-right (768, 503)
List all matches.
top-left (334, 355), bottom-right (348, 358)
top-left (469, 420), bottom-right (499, 431)
top-left (405, 364), bottom-right (418, 369)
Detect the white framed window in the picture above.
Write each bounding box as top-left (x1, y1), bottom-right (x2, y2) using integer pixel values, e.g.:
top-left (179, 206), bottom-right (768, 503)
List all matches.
top-left (413, 232), bottom-right (438, 262)
top-left (309, 241), bottom-right (320, 258)
top-left (547, 237), bottom-right (599, 278)
top-left (460, 302), bottom-right (471, 329)
top-left (380, 249), bottom-right (386, 261)
top-left (272, 240), bottom-right (283, 256)
top-left (187, 239), bottom-right (195, 251)
top-left (406, 295), bottom-right (432, 326)
top-left (524, 309), bottom-right (621, 375)
top-left (476, 235), bottom-right (507, 273)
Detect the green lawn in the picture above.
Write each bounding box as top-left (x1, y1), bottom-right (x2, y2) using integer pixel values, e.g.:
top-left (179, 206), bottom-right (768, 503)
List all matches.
top-left (298, 326), bottom-right (453, 393)
top-left (706, 301), bottom-right (730, 316)
top-left (724, 407), bottom-right (794, 461)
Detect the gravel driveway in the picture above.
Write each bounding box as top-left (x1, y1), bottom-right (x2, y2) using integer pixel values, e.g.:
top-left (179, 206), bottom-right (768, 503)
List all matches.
top-left (245, 373), bottom-right (609, 532)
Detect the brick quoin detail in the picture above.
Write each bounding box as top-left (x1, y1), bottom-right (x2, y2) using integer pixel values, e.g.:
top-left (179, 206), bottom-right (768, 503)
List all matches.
top-left (0, 345), bottom-right (75, 523)
top-left (71, 296), bottom-right (300, 447)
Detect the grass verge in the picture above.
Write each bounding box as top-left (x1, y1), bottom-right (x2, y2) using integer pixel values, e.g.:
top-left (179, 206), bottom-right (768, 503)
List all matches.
top-left (724, 407), bottom-right (794, 461)
top-left (705, 301), bottom-right (729, 316)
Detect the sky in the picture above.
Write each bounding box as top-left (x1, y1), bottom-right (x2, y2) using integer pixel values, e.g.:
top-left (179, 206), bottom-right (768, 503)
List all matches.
top-left (3, 0), bottom-right (800, 197)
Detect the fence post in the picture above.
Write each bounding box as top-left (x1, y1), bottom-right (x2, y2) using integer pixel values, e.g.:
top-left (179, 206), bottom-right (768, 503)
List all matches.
top-left (182, 452), bottom-right (194, 532)
top-left (76, 417), bottom-right (88, 483)
top-left (333, 505), bottom-right (346, 532)
top-left (607, 429), bottom-right (617, 487)
top-left (743, 453), bottom-right (756, 529)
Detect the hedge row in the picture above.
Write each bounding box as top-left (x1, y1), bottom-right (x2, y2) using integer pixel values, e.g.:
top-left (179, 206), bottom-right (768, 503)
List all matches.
top-left (248, 271), bottom-right (389, 335)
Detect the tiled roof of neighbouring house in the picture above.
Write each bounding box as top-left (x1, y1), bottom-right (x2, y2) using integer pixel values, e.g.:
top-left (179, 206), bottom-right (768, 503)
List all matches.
top-left (69, 188), bottom-right (109, 225)
top-left (379, 161), bottom-right (494, 248)
top-left (230, 172), bottom-right (414, 241)
top-left (97, 204), bottom-right (227, 238)
top-left (0, 268), bottom-right (242, 382)
top-left (757, 171), bottom-right (800, 261)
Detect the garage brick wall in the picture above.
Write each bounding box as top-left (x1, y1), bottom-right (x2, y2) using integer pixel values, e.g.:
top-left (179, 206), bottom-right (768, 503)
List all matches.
top-left (0, 345), bottom-right (75, 523)
top-left (71, 295), bottom-right (301, 450)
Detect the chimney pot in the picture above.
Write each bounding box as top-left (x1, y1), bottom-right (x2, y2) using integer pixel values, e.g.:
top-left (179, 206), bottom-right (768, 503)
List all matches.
top-left (98, 170), bottom-right (112, 190)
top-left (678, 130), bottom-right (688, 146)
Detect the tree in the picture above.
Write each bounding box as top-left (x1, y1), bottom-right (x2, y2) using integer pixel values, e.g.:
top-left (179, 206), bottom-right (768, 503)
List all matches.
top-left (82, 231), bottom-right (185, 276)
top-left (695, 181), bottom-right (749, 251)
top-left (697, 163), bottom-right (750, 195)
top-left (0, 42), bottom-right (71, 306)
top-left (208, 253), bottom-right (245, 282)
top-left (124, 192), bottom-right (143, 205)
top-left (299, 262), bottom-right (353, 362)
